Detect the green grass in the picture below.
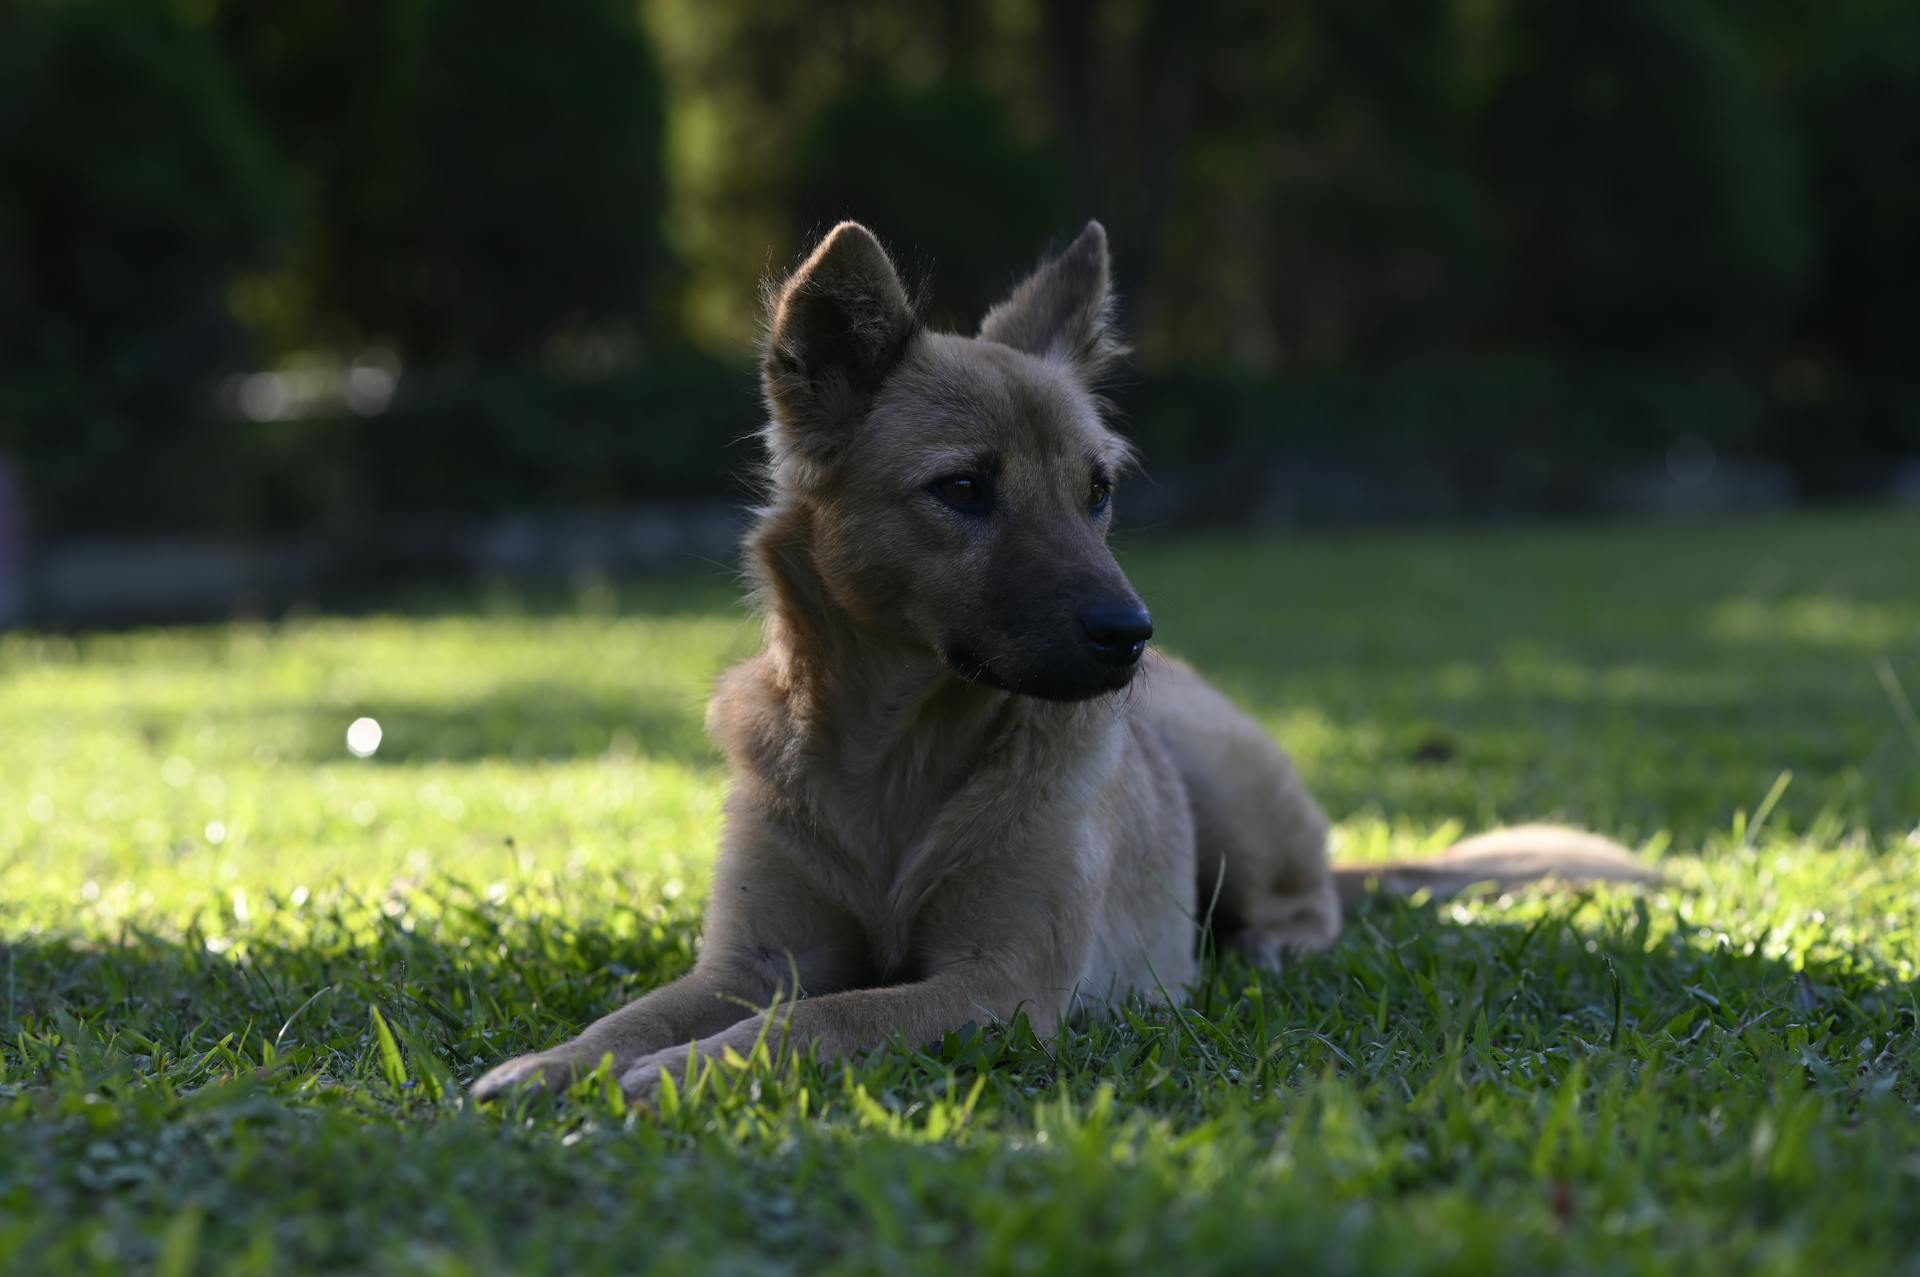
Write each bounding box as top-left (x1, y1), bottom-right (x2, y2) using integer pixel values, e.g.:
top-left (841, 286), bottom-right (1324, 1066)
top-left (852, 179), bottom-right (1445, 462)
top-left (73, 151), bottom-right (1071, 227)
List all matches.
top-left (4, 510), bottom-right (1919, 1276)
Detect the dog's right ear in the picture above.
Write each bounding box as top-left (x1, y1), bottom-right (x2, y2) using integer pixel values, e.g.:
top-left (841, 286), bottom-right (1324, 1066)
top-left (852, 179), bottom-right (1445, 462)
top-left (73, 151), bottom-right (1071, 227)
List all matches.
top-left (762, 222), bottom-right (917, 465)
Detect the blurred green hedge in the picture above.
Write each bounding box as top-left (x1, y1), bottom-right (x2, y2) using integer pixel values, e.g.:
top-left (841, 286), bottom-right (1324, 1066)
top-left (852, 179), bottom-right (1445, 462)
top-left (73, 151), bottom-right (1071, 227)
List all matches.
top-left (29, 352), bottom-right (1911, 537)
top-left (12, 356), bottom-right (757, 537)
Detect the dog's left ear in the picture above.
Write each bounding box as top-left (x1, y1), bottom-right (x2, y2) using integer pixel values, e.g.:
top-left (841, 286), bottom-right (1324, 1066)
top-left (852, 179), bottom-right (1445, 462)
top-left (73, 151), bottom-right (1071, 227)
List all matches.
top-left (978, 221), bottom-right (1126, 383)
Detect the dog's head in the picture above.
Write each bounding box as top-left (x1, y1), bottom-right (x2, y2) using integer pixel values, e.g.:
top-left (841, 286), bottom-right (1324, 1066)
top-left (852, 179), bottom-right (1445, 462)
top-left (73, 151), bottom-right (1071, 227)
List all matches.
top-left (757, 220), bottom-right (1149, 702)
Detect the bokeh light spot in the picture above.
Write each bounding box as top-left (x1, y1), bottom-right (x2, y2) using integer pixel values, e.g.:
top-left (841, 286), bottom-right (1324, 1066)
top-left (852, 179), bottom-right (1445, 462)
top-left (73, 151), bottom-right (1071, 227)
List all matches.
top-left (347, 717), bottom-right (384, 758)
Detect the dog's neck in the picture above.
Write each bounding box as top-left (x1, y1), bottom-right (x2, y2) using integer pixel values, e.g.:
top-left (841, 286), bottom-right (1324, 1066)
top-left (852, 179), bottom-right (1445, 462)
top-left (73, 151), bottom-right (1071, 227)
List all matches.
top-left (747, 503), bottom-right (1018, 778)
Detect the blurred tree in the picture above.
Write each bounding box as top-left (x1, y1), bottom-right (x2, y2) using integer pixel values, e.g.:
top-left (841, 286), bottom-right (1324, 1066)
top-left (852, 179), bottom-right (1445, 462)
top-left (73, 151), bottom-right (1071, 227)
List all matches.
top-left (0, 0), bottom-right (288, 525)
top-left (220, 0), bottom-right (671, 365)
top-left (1222, 0), bottom-right (1487, 367)
top-left (1476, 0), bottom-right (1811, 353)
top-left (643, 0), bottom-right (1057, 346)
top-left (792, 77), bottom-right (1071, 329)
top-left (1790, 0), bottom-right (1920, 371)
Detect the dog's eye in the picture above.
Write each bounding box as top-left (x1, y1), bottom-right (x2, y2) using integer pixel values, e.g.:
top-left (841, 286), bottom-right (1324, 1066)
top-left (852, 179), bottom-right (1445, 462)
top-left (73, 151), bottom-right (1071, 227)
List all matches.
top-left (1088, 476), bottom-right (1113, 514)
top-left (931, 474), bottom-right (990, 513)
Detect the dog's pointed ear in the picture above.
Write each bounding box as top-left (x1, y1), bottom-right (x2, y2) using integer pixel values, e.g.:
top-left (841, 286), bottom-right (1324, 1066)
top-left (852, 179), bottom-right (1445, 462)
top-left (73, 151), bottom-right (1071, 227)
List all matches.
top-left (978, 220), bottom-right (1126, 382)
top-left (762, 222), bottom-right (918, 455)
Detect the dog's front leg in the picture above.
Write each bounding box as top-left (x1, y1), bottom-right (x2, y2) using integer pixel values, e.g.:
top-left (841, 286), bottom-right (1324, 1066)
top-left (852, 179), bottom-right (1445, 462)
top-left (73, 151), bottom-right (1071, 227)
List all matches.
top-left (470, 962), bottom-right (781, 1101)
top-left (471, 836), bottom-right (867, 1103)
top-left (618, 961), bottom-right (1070, 1099)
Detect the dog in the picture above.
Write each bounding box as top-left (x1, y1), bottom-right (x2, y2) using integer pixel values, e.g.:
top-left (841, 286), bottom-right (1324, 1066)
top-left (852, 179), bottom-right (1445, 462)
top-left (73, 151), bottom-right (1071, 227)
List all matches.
top-left (471, 221), bottom-right (1655, 1103)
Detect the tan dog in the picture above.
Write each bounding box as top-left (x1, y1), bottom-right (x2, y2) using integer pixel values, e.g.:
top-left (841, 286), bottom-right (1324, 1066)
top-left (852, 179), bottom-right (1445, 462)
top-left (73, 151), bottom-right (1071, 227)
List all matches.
top-left (472, 221), bottom-right (1653, 1103)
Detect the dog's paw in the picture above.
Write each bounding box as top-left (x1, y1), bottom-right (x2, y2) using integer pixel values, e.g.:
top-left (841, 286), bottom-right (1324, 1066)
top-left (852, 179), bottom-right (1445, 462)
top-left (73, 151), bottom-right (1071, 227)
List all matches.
top-left (1233, 892), bottom-right (1342, 968)
top-left (617, 1047), bottom-right (685, 1102)
top-left (469, 1050), bottom-right (584, 1103)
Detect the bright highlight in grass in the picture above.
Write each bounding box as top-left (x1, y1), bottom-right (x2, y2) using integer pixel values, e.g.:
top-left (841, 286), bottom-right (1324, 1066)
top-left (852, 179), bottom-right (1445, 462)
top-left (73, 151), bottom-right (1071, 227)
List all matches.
top-left (346, 715), bottom-right (384, 757)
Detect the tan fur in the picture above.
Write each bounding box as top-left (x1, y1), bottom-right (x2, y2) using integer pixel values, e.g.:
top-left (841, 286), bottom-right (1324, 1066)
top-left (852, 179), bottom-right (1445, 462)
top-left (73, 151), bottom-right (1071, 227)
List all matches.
top-left (471, 222), bottom-right (1657, 1104)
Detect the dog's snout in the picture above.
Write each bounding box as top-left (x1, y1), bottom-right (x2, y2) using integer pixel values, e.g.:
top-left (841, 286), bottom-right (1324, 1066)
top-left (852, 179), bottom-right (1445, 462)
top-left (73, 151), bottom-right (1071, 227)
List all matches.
top-left (1079, 601), bottom-right (1153, 667)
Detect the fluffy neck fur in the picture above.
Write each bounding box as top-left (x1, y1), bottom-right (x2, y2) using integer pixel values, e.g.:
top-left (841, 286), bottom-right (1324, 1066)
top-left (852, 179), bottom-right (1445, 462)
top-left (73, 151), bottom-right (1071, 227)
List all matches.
top-left (741, 497), bottom-right (1027, 788)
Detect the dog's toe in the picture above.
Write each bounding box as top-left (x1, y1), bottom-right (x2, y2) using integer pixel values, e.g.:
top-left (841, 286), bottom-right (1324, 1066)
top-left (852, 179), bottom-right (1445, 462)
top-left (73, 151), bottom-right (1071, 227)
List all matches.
top-left (469, 1051), bottom-right (576, 1103)
top-left (618, 1058), bottom-right (666, 1101)
top-left (1232, 892), bottom-right (1343, 968)
top-left (619, 1044), bottom-right (696, 1100)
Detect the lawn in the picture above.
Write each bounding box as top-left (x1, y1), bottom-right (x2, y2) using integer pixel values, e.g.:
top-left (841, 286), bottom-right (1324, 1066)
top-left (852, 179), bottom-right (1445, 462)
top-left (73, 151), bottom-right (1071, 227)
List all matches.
top-left (3, 511), bottom-right (1918, 1276)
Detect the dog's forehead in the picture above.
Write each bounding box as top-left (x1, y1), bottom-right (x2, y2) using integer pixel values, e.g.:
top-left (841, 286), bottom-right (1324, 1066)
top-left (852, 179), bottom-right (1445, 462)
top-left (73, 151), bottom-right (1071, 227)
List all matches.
top-left (869, 333), bottom-right (1112, 463)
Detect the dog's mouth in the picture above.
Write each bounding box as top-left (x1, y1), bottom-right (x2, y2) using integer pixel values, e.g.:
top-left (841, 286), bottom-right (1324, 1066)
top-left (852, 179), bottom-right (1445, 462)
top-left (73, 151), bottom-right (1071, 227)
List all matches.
top-left (941, 641), bottom-right (1142, 702)
top-left (941, 642), bottom-right (1014, 692)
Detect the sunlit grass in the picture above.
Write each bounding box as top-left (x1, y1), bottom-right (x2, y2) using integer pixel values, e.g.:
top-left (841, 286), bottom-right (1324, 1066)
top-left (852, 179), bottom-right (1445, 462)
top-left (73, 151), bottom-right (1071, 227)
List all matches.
top-left (2, 510), bottom-right (1917, 1274)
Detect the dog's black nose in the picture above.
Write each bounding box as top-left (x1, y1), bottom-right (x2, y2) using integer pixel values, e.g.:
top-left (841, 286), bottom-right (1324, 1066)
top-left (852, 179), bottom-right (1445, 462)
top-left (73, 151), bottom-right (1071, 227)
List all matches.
top-left (1079, 602), bottom-right (1153, 666)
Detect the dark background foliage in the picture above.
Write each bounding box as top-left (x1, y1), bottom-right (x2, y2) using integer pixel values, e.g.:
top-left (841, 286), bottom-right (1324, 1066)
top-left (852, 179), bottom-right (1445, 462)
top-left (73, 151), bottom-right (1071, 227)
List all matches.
top-left (1, 0), bottom-right (1915, 536)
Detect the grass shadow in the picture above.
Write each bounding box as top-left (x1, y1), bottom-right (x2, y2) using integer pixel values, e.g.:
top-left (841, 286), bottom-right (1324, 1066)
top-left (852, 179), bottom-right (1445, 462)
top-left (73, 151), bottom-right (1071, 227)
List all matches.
top-left (4, 883), bottom-right (1914, 1107)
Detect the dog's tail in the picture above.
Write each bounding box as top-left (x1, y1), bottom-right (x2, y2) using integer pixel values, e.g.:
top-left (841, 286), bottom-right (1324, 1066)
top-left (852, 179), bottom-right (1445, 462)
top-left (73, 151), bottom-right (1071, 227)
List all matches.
top-left (1332, 824), bottom-right (1659, 917)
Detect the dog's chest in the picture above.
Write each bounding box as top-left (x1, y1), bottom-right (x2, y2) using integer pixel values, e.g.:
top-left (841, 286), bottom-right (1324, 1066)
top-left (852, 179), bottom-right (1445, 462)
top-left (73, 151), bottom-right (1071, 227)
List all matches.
top-left (803, 768), bottom-right (987, 977)
top-left (813, 780), bottom-right (939, 892)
